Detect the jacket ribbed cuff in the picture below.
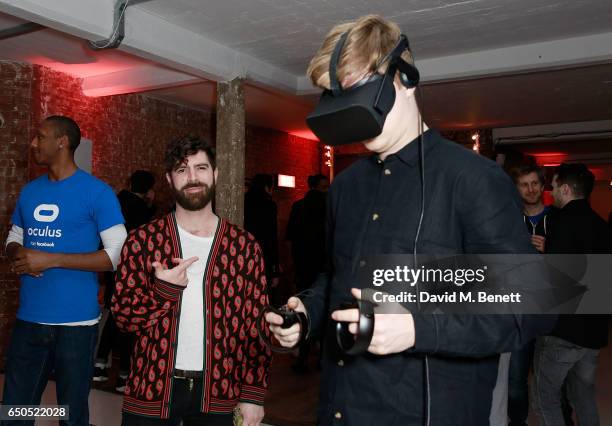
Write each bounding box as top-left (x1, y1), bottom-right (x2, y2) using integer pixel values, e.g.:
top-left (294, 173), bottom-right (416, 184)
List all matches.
top-left (239, 384), bottom-right (266, 406)
top-left (152, 277), bottom-right (184, 302)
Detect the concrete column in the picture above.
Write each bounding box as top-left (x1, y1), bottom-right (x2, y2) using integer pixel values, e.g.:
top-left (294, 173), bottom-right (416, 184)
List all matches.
top-left (215, 77), bottom-right (245, 226)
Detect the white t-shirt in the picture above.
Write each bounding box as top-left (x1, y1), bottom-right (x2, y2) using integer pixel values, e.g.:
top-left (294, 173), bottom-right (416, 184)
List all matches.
top-left (174, 224), bottom-right (213, 371)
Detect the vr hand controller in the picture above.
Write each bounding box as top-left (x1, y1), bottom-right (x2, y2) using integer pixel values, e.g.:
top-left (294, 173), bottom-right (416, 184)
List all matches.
top-left (260, 305), bottom-right (309, 353)
top-left (335, 299), bottom-right (375, 355)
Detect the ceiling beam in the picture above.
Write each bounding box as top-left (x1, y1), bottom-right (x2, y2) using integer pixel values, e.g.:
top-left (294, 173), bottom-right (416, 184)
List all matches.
top-left (493, 120), bottom-right (612, 145)
top-left (0, 21), bottom-right (43, 40)
top-left (0, 0), bottom-right (298, 92)
top-left (0, 0), bottom-right (114, 41)
top-left (82, 64), bottom-right (202, 97)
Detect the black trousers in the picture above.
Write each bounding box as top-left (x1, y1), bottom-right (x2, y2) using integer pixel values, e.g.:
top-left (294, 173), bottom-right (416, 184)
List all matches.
top-left (121, 378), bottom-right (233, 426)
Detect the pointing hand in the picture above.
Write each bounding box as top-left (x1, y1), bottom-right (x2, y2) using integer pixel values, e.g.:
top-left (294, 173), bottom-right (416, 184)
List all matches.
top-left (151, 257), bottom-right (199, 287)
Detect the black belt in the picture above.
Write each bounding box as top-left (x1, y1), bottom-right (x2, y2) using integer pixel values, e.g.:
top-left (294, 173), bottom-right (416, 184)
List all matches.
top-left (173, 369), bottom-right (203, 379)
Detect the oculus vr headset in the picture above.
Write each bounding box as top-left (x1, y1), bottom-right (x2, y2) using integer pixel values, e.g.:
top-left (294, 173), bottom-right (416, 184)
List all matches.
top-left (306, 32), bottom-right (420, 146)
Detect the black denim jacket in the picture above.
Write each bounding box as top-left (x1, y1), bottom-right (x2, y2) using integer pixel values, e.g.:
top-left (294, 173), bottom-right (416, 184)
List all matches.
top-left (302, 129), bottom-right (555, 426)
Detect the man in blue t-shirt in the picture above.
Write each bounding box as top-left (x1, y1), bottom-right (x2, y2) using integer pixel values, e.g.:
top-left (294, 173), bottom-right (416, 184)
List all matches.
top-left (4, 116), bottom-right (127, 426)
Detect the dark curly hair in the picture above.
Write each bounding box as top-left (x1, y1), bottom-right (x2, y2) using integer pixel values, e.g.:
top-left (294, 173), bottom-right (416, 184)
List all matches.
top-left (164, 136), bottom-right (216, 172)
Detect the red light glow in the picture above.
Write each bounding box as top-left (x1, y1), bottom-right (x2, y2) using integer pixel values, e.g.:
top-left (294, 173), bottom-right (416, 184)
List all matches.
top-left (529, 152), bottom-right (567, 167)
top-left (527, 152), bottom-right (567, 157)
top-left (543, 191), bottom-right (554, 205)
top-left (288, 130), bottom-right (319, 141)
top-left (588, 167), bottom-right (608, 181)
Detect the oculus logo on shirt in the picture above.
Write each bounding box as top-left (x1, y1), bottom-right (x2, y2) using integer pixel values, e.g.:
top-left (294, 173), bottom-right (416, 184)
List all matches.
top-left (28, 204), bottom-right (62, 241)
top-left (34, 204), bottom-right (59, 222)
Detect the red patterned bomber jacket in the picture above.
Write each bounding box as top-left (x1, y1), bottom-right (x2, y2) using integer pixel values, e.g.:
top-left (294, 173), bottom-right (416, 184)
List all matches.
top-left (111, 213), bottom-right (271, 418)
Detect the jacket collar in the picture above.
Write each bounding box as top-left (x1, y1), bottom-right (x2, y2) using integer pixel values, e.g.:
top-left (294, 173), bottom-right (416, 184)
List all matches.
top-left (165, 212), bottom-right (225, 258)
top-left (561, 198), bottom-right (590, 211)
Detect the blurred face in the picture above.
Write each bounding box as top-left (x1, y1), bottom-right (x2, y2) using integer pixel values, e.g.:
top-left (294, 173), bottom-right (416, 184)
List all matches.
top-left (144, 189), bottom-right (155, 204)
top-left (167, 151), bottom-right (217, 211)
top-left (516, 172), bottom-right (544, 206)
top-left (316, 178), bottom-right (330, 192)
top-left (31, 121), bottom-right (64, 166)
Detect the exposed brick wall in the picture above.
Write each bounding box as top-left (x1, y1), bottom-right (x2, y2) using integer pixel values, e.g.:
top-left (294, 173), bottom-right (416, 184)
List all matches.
top-left (0, 61), bottom-right (34, 366)
top-left (246, 125), bottom-right (322, 204)
top-left (30, 66), bottom-right (215, 212)
top-left (0, 63), bottom-right (322, 366)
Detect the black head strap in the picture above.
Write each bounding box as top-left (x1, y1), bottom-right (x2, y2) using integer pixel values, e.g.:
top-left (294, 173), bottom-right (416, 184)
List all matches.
top-left (377, 34), bottom-right (410, 69)
top-left (329, 31), bottom-right (350, 95)
top-left (379, 34), bottom-right (419, 88)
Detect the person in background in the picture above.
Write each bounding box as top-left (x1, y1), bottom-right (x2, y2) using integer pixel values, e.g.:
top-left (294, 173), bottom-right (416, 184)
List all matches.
top-left (532, 163), bottom-right (611, 426)
top-left (286, 174), bottom-right (329, 372)
top-left (287, 174), bottom-right (329, 294)
top-left (117, 170), bottom-right (156, 230)
top-left (512, 164), bottom-right (553, 253)
top-left (3, 115), bottom-right (126, 426)
top-left (244, 173), bottom-right (280, 302)
top-left (507, 164), bottom-right (554, 425)
top-left (94, 170), bottom-right (157, 392)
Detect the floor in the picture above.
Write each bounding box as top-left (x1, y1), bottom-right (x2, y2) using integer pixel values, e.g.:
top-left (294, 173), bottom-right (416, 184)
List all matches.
top-left (1, 335), bottom-right (611, 425)
top-left (0, 351), bottom-right (317, 426)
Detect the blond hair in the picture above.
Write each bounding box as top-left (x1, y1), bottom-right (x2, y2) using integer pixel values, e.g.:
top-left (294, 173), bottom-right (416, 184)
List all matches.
top-left (306, 15), bottom-right (414, 90)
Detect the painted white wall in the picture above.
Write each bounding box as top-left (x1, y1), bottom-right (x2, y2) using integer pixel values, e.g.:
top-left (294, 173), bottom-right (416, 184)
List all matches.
top-left (74, 137), bottom-right (92, 174)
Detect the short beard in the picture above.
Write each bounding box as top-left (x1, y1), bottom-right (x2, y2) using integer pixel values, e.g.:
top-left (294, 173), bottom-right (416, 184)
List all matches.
top-left (172, 180), bottom-right (215, 211)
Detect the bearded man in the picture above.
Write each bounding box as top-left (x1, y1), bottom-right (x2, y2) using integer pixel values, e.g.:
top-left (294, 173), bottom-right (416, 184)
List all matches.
top-left (112, 136), bottom-right (271, 426)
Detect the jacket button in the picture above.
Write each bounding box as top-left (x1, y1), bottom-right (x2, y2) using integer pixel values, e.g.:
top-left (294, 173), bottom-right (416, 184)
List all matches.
top-left (359, 260), bottom-right (366, 267)
top-left (372, 213), bottom-right (379, 221)
top-left (335, 411), bottom-right (342, 419)
top-left (337, 359), bottom-right (344, 367)
top-left (384, 168), bottom-right (391, 175)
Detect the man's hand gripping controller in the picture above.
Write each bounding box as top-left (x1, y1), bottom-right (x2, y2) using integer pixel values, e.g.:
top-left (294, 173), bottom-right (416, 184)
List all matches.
top-left (259, 305), bottom-right (309, 353)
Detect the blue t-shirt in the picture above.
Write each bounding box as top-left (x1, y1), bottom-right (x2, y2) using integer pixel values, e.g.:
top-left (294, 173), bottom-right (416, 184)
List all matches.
top-left (11, 169), bottom-right (124, 323)
top-left (527, 205), bottom-right (551, 227)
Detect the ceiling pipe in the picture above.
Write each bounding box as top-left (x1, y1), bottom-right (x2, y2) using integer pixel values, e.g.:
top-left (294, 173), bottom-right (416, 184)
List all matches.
top-left (88, 0), bottom-right (154, 50)
top-left (0, 22), bottom-right (44, 41)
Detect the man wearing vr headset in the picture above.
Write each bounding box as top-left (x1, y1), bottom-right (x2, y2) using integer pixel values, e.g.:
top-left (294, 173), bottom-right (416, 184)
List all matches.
top-left (266, 14), bottom-right (553, 426)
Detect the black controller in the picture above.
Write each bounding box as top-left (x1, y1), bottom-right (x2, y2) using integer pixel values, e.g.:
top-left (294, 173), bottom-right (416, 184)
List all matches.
top-left (259, 305), bottom-right (309, 353)
top-left (335, 299), bottom-right (375, 355)
top-left (277, 305), bottom-right (304, 329)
